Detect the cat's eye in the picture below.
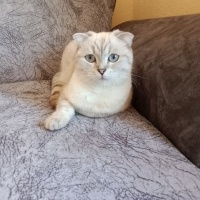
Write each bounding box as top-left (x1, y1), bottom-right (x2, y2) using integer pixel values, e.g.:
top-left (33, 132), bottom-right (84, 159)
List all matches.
top-left (108, 54), bottom-right (119, 62)
top-left (85, 54), bottom-right (96, 63)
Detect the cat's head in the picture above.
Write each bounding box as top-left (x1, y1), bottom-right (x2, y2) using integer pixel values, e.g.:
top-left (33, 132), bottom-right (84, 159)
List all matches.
top-left (73, 30), bottom-right (134, 86)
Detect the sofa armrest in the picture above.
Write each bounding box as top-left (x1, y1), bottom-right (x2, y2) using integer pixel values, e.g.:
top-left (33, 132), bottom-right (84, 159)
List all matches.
top-left (114, 14), bottom-right (200, 167)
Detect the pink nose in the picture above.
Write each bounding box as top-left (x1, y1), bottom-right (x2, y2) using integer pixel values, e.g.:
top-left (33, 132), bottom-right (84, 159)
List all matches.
top-left (98, 69), bottom-right (106, 75)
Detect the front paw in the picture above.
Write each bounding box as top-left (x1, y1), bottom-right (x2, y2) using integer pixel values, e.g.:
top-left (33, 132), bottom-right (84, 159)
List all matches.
top-left (44, 111), bottom-right (70, 131)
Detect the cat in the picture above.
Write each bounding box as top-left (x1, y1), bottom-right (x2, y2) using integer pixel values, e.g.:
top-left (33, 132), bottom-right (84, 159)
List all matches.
top-left (44, 30), bottom-right (134, 130)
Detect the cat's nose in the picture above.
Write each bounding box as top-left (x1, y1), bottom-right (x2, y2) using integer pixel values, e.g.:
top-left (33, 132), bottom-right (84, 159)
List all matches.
top-left (97, 69), bottom-right (106, 75)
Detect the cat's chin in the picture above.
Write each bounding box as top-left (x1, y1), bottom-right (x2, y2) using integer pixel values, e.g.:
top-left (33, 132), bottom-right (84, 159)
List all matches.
top-left (97, 77), bottom-right (110, 83)
top-left (100, 76), bottom-right (106, 80)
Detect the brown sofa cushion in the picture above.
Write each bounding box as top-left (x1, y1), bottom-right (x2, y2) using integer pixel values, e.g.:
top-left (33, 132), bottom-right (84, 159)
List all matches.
top-left (114, 14), bottom-right (200, 167)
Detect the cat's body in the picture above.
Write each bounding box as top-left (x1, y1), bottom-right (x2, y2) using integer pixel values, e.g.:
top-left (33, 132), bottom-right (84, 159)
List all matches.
top-left (45, 30), bottom-right (134, 130)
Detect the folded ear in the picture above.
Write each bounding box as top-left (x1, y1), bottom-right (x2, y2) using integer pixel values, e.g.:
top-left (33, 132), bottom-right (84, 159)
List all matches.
top-left (73, 31), bottom-right (95, 43)
top-left (112, 29), bottom-right (134, 47)
top-left (73, 33), bottom-right (89, 43)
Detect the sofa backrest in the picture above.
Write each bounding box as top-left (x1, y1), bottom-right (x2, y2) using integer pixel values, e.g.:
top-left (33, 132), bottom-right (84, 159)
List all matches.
top-left (0, 0), bottom-right (116, 83)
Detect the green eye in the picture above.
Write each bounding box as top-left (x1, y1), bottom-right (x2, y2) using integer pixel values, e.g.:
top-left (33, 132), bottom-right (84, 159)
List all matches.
top-left (85, 54), bottom-right (96, 63)
top-left (108, 54), bottom-right (119, 62)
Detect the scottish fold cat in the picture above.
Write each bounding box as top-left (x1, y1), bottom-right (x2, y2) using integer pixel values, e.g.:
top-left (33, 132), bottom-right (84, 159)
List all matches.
top-left (44, 30), bottom-right (134, 130)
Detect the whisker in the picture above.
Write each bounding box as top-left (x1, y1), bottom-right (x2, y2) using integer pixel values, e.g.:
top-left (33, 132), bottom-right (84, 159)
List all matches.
top-left (132, 74), bottom-right (149, 80)
top-left (132, 79), bottom-right (139, 90)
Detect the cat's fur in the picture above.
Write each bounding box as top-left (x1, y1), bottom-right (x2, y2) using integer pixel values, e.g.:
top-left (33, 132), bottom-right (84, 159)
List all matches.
top-left (44, 30), bottom-right (134, 130)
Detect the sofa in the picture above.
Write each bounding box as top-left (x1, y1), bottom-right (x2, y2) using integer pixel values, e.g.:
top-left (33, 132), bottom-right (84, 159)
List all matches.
top-left (0, 1), bottom-right (200, 200)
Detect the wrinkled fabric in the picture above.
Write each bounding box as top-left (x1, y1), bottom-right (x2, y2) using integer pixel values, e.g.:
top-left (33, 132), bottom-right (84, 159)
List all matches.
top-left (0, 0), bottom-right (115, 83)
top-left (0, 80), bottom-right (200, 200)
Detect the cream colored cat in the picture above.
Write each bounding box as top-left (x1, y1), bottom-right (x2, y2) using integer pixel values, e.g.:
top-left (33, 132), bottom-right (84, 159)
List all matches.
top-left (44, 30), bottom-right (134, 130)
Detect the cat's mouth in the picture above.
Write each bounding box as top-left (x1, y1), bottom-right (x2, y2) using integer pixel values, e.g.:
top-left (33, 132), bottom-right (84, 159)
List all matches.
top-left (99, 75), bottom-right (107, 80)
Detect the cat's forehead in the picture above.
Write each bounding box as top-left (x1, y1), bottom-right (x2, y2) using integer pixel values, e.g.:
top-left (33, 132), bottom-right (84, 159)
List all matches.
top-left (81, 33), bottom-right (119, 54)
top-left (92, 32), bottom-right (117, 44)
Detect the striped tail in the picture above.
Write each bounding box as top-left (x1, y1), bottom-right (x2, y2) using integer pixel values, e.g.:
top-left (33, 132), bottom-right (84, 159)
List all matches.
top-left (49, 72), bottom-right (63, 109)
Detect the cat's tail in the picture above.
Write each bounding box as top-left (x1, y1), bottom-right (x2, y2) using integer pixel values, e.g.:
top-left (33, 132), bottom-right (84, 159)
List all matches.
top-left (49, 72), bottom-right (63, 109)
